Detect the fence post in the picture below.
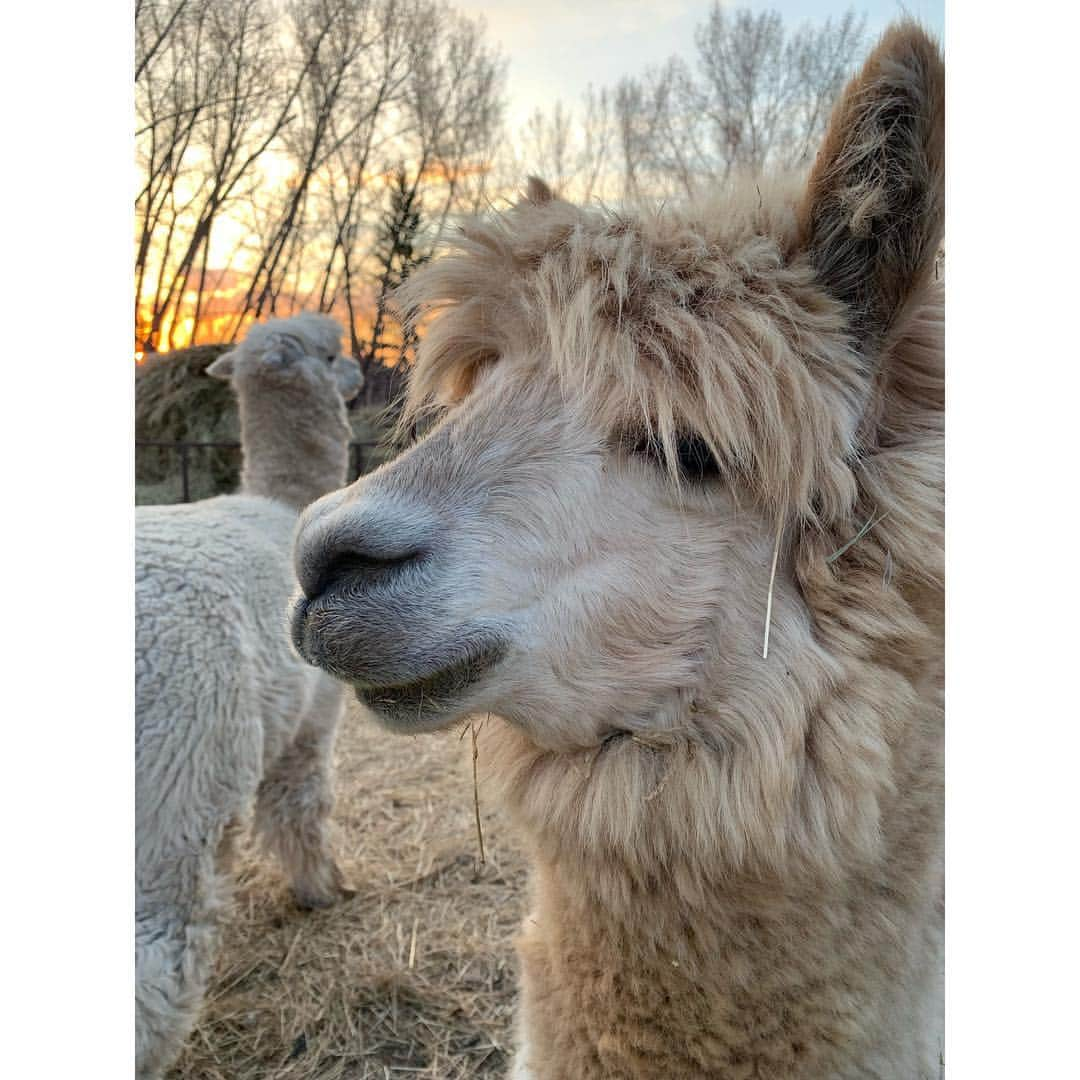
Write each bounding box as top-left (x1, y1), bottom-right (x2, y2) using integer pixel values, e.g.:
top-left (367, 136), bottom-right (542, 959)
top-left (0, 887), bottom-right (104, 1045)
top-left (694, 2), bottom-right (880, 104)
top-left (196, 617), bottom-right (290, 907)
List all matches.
top-left (179, 443), bottom-right (191, 503)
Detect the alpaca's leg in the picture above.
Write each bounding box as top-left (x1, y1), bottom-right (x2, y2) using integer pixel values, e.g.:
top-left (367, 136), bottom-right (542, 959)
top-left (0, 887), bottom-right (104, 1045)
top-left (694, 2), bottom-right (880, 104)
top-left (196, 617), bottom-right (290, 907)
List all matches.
top-left (135, 856), bottom-right (229, 1080)
top-left (135, 699), bottom-right (257, 1076)
top-left (254, 690), bottom-right (350, 909)
top-left (215, 815), bottom-right (245, 879)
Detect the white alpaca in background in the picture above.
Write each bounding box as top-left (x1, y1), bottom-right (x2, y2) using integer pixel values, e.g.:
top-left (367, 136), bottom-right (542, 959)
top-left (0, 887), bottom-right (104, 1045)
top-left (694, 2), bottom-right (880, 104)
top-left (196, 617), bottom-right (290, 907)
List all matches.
top-left (135, 313), bottom-right (362, 1079)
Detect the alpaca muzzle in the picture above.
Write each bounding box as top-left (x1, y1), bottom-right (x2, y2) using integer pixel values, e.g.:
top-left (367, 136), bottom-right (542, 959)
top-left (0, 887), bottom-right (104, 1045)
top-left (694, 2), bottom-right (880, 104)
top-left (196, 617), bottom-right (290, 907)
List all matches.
top-left (290, 480), bottom-right (510, 729)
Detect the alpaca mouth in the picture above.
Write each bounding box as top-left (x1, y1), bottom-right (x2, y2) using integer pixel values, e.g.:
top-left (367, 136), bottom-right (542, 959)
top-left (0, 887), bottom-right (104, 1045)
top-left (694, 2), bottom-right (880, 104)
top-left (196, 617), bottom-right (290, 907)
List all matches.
top-left (350, 642), bottom-right (504, 732)
top-left (290, 589), bottom-right (506, 724)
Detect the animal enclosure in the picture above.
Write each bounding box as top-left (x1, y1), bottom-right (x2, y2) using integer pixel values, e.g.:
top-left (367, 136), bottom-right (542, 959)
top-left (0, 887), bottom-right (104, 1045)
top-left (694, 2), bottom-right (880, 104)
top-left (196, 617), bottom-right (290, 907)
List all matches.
top-left (135, 440), bottom-right (388, 505)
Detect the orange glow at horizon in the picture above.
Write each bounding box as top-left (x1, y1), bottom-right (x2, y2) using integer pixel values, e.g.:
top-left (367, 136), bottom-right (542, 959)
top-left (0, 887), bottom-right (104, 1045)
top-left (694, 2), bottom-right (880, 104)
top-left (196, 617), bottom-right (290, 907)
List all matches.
top-left (137, 303), bottom-right (380, 357)
top-left (137, 152), bottom-right (491, 357)
top-left (134, 271), bottom-right (388, 362)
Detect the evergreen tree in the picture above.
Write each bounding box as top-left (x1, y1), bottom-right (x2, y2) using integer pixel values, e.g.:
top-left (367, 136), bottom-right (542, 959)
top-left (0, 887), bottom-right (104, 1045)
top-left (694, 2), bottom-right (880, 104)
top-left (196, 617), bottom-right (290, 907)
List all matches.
top-left (366, 166), bottom-right (430, 391)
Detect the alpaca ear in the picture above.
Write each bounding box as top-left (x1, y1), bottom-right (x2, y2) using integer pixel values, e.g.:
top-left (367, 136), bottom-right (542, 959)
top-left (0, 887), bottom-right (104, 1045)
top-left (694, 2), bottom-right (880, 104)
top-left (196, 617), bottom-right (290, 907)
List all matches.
top-left (798, 21), bottom-right (944, 350)
top-left (523, 176), bottom-right (555, 205)
top-left (205, 352), bottom-right (236, 380)
top-left (334, 355), bottom-right (364, 400)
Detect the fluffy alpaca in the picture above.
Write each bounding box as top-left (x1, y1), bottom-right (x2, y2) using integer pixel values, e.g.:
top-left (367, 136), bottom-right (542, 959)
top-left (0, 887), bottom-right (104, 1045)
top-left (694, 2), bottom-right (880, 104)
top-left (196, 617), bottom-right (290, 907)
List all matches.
top-left (290, 22), bottom-right (944, 1080)
top-left (135, 313), bottom-right (361, 1079)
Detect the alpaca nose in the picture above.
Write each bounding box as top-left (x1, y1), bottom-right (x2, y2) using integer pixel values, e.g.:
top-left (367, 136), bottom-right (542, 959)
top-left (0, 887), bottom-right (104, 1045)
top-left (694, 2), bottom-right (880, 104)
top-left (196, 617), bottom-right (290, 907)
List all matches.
top-left (295, 491), bottom-right (436, 601)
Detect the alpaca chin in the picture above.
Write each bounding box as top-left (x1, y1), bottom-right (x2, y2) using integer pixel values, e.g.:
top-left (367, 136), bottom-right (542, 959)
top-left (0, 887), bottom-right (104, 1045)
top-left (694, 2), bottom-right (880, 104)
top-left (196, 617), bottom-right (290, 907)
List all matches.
top-left (347, 640), bottom-right (507, 733)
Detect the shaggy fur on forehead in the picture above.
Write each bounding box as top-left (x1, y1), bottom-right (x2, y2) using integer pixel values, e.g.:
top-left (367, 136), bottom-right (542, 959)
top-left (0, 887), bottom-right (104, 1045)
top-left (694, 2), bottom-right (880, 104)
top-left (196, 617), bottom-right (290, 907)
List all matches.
top-left (398, 17), bottom-right (945, 700)
top-left (398, 179), bottom-right (880, 523)
top-left (398, 173), bottom-right (945, 695)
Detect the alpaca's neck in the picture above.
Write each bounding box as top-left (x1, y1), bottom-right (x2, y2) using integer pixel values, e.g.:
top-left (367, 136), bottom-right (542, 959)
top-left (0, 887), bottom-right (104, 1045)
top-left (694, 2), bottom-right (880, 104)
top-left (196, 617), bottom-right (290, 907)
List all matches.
top-left (484, 649), bottom-right (942, 1076)
top-left (519, 847), bottom-right (940, 1079)
top-left (235, 384), bottom-right (350, 511)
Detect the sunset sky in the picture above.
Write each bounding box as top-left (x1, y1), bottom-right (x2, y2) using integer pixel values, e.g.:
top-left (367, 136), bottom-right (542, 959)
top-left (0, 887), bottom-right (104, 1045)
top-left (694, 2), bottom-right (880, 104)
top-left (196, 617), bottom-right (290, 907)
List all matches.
top-left (462, 0), bottom-right (945, 129)
top-left (140, 0), bottom-right (946, 355)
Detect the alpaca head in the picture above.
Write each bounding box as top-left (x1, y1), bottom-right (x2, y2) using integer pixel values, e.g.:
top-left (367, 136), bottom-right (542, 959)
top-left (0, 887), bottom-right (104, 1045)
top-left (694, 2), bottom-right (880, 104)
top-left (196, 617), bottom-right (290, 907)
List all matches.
top-left (207, 312), bottom-right (363, 405)
top-left (290, 25), bottom-right (943, 758)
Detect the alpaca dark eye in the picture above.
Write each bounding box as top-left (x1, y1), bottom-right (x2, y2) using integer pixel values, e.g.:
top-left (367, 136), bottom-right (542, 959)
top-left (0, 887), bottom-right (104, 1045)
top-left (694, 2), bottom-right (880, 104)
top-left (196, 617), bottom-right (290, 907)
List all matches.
top-left (326, 354), bottom-right (336, 365)
top-left (672, 434), bottom-right (720, 480)
top-left (626, 432), bottom-right (720, 481)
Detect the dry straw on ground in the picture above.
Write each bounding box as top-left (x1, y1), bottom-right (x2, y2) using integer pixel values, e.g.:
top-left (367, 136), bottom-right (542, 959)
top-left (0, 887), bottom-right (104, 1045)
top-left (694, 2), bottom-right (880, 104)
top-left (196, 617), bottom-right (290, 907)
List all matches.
top-left (168, 706), bottom-right (528, 1080)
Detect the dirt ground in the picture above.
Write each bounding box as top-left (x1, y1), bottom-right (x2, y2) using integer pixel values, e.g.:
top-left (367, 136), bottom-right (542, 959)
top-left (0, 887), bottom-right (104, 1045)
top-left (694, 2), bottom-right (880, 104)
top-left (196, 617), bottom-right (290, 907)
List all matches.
top-left (168, 707), bottom-right (530, 1079)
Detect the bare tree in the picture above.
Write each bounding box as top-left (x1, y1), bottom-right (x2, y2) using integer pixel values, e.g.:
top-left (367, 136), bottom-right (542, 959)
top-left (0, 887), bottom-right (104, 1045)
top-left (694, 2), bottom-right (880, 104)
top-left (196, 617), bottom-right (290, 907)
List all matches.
top-left (239, 0), bottom-right (389, 323)
top-left (134, 0), bottom-right (864, 405)
top-left (135, 0), bottom-right (190, 84)
top-left (397, 1), bottom-right (504, 225)
top-left (136, 0), bottom-right (305, 350)
top-left (687, 5), bottom-right (866, 179)
top-left (577, 86), bottom-right (617, 202)
top-left (613, 61), bottom-right (691, 201)
top-left (308, 0), bottom-right (423, 353)
top-left (521, 101), bottom-right (573, 193)
top-left (508, 5), bottom-right (866, 206)
top-left (135, 0), bottom-right (502, 376)
top-left (511, 86), bottom-right (617, 203)
top-left (290, 0), bottom-right (504, 365)
top-left (135, 0), bottom-right (217, 350)
top-left (347, 1), bottom-right (503, 365)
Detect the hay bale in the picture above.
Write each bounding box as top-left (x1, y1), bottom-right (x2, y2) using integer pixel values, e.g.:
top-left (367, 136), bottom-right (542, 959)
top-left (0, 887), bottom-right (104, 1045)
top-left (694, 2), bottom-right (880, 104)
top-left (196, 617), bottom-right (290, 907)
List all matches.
top-left (135, 345), bottom-right (241, 499)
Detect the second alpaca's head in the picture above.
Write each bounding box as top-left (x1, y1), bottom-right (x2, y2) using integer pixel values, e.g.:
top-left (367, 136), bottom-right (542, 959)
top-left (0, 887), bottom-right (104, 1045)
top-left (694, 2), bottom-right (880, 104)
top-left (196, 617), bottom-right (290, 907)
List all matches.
top-left (207, 312), bottom-right (363, 405)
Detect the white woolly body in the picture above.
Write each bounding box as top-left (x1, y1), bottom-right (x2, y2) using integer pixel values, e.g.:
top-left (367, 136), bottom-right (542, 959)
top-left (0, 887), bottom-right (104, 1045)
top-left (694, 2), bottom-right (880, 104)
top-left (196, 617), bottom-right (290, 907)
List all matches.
top-left (135, 495), bottom-right (346, 1078)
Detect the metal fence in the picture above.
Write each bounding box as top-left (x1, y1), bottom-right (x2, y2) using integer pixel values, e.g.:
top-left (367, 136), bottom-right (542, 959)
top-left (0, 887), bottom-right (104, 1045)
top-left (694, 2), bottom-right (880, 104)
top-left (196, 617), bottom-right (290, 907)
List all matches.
top-left (135, 440), bottom-right (387, 504)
